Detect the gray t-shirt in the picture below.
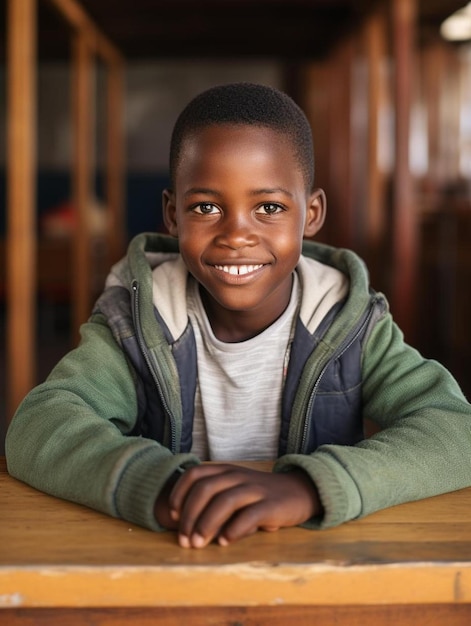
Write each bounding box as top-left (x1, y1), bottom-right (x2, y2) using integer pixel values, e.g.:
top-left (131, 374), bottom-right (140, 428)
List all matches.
top-left (187, 273), bottom-right (300, 461)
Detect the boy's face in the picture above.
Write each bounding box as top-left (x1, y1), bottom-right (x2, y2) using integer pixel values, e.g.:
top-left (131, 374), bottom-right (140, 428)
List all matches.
top-left (164, 124), bottom-right (325, 340)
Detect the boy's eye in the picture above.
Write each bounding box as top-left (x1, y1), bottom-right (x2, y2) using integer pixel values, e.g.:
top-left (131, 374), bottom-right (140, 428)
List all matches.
top-left (255, 203), bottom-right (285, 215)
top-left (192, 203), bottom-right (220, 215)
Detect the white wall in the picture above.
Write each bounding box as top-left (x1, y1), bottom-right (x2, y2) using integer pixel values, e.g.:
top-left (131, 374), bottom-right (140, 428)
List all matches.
top-left (0, 59), bottom-right (283, 173)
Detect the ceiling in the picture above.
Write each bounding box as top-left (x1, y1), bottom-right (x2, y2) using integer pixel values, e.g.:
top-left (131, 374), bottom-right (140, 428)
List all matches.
top-left (2, 0), bottom-right (469, 61)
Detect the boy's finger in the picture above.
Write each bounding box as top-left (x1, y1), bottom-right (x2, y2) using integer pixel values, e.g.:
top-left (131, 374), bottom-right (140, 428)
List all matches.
top-left (170, 465), bottom-right (261, 516)
top-left (217, 500), bottom-right (277, 545)
top-left (169, 464), bottom-right (233, 514)
top-left (182, 484), bottom-right (263, 548)
top-left (177, 472), bottom-right (257, 541)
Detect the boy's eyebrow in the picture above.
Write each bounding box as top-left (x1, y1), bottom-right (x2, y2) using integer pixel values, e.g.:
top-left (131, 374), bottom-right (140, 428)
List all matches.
top-left (250, 187), bottom-right (294, 198)
top-left (183, 187), bottom-right (294, 198)
top-left (183, 187), bottom-right (222, 198)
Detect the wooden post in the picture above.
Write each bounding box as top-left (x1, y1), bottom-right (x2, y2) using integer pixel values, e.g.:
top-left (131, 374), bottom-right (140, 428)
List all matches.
top-left (328, 39), bottom-right (355, 250)
top-left (3, 0), bottom-right (125, 424)
top-left (6, 0), bottom-right (37, 420)
top-left (47, 0), bottom-right (121, 61)
top-left (365, 8), bottom-right (388, 287)
top-left (391, 0), bottom-right (418, 342)
top-left (72, 34), bottom-right (95, 339)
top-left (105, 60), bottom-right (126, 267)
top-left (46, 0), bottom-right (125, 338)
top-left (298, 63), bottom-right (333, 243)
top-left (422, 43), bottom-right (444, 190)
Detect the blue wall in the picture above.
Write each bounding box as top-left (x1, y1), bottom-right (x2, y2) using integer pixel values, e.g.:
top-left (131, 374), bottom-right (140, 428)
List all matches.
top-left (0, 169), bottom-right (170, 241)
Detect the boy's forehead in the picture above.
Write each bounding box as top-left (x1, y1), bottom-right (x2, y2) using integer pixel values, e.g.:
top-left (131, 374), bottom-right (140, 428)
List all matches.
top-left (173, 122), bottom-right (310, 192)
top-left (174, 124), bottom-right (307, 196)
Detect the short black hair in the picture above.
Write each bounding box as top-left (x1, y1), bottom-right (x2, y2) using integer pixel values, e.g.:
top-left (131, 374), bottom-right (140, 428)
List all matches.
top-left (169, 82), bottom-right (314, 191)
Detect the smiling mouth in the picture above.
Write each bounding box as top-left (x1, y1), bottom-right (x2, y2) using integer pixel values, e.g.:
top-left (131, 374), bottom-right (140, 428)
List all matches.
top-left (214, 264), bottom-right (265, 276)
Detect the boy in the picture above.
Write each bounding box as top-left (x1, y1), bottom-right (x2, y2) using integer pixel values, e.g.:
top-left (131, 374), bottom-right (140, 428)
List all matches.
top-left (6, 83), bottom-right (471, 549)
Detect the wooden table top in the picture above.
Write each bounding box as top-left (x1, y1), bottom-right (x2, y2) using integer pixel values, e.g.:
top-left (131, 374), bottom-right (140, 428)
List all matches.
top-left (2, 456), bottom-right (471, 609)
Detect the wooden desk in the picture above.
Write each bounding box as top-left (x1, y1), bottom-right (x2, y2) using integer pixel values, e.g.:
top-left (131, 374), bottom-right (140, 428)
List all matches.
top-left (1, 456), bottom-right (471, 625)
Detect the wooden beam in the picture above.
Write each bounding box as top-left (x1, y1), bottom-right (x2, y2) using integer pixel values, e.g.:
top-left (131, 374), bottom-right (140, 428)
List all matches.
top-left (45, 0), bottom-right (122, 63)
top-left (363, 8), bottom-right (388, 288)
top-left (365, 10), bottom-right (386, 249)
top-left (3, 0), bottom-right (125, 423)
top-left (71, 34), bottom-right (95, 340)
top-left (328, 39), bottom-right (355, 250)
top-left (422, 43), bottom-right (443, 188)
top-left (105, 60), bottom-right (126, 267)
top-left (391, 0), bottom-right (418, 342)
top-left (6, 0), bottom-right (37, 420)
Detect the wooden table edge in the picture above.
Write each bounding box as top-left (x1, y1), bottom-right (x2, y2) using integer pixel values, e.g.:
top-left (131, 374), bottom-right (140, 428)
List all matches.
top-left (1, 562), bottom-right (471, 609)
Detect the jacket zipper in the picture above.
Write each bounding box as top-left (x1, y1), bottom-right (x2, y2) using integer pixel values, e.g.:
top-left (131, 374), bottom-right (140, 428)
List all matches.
top-left (299, 298), bottom-right (379, 453)
top-left (131, 280), bottom-right (177, 453)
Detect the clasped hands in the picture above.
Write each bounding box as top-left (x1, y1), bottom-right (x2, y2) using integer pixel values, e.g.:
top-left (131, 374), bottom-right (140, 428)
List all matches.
top-left (154, 464), bottom-right (321, 549)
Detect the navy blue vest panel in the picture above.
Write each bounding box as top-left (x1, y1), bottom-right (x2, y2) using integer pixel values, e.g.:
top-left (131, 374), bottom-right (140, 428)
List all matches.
top-left (170, 323), bottom-right (197, 453)
top-left (302, 336), bottom-right (364, 453)
top-left (279, 319), bottom-right (318, 456)
top-left (121, 334), bottom-right (167, 444)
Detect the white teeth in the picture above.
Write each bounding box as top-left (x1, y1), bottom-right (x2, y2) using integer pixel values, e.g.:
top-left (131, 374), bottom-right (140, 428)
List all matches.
top-left (215, 264), bottom-right (263, 275)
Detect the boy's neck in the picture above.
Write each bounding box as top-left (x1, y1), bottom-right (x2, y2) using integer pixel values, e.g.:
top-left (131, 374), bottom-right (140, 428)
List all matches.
top-left (199, 277), bottom-right (294, 343)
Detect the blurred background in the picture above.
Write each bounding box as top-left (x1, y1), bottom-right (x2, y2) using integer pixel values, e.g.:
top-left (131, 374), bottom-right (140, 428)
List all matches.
top-left (1, 0), bottom-right (471, 452)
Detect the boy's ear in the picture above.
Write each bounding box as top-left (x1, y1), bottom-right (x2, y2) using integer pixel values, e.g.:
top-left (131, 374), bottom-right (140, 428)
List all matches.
top-left (303, 188), bottom-right (326, 238)
top-left (162, 188), bottom-right (178, 237)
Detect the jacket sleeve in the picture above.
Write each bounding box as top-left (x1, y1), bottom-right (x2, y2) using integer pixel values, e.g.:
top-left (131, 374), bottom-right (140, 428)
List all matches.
top-left (274, 308), bottom-right (471, 528)
top-left (5, 317), bottom-right (199, 531)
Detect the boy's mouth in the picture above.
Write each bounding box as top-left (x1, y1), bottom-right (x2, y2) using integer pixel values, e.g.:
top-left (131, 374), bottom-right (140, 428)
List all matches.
top-left (214, 264), bottom-right (264, 276)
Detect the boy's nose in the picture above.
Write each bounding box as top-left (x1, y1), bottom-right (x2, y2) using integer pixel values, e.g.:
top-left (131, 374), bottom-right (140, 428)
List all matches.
top-left (214, 214), bottom-right (259, 249)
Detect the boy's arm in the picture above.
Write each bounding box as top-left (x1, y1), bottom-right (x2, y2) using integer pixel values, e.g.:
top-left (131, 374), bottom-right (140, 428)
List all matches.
top-left (274, 310), bottom-right (471, 528)
top-left (5, 318), bottom-right (199, 531)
